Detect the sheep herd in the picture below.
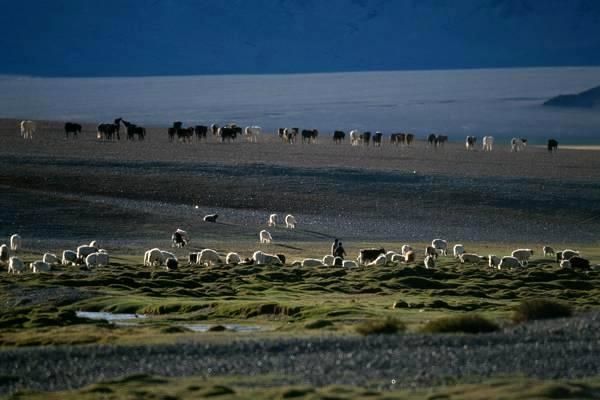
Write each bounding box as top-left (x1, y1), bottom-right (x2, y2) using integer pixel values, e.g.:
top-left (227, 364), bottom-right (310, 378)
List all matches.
top-left (1, 230), bottom-right (592, 276)
top-left (0, 235), bottom-right (110, 274)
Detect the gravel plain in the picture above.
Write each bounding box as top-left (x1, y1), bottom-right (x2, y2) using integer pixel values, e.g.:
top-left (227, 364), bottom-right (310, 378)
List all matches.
top-left (1, 312), bottom-right (599, 395)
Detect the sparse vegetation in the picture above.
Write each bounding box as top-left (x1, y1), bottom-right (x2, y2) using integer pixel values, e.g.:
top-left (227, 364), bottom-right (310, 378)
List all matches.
top-left (513, 299), bottom-right (573, 323)
top-left (422, 314), bottom-right (500, 334)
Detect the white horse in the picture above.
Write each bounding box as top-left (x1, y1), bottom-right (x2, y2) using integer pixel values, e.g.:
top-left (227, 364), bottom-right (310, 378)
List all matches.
top-left (244, 126), bottom-right (261, 143)
top-left (20, 120), bottom-right (36, 140)
top-left (482, 136), bottom-right (494, 151)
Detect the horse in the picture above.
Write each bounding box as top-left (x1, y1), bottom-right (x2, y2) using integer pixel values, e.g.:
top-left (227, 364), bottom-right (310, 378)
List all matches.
top-left (64, 122), bottom-right (82, 138)
top-left (20, 120), bottom-right (36, 140)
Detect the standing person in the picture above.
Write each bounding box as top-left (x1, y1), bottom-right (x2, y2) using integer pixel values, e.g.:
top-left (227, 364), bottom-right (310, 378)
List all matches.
top-left (331, 238), bottom-right (339, 256)
top-left (334, 242), bottom-right (346, 260)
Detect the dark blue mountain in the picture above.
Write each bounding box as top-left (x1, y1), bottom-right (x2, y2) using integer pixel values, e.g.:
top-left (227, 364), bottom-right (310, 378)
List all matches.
top-left (2, 0), bottom-right (600, 76)
top-left (544, 85), bottom-right (600, 108)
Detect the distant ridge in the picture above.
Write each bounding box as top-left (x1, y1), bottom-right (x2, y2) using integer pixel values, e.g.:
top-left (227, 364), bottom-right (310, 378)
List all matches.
top-left (543, 85), bottom-right (600, 108)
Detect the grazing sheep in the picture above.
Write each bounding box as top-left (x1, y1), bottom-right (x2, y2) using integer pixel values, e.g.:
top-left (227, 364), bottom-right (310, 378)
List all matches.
top-left (259, 230), bottom-right (273, 244)
top-left (43, 253), bottom-right (59, 265)
top-left (343, 260), bottom-right (358, 268)
top-left (511, 249), bottom-right (534, 265)
top-left (543, 246), bottom-right (555, 257)
top-left (357, 248), bottom-right (385, 265)
top-left (62, 250), bottom-right (78, 266)
top-left (268, 213), bottom-right (278, 227)
top-left (404, 251), bottom-right (416, 263)
top-left (385, 251), bottom-right (400, 263)
top-left (323, 255), bottom-right (335, 266)
top-left (302, 258), bottom-right (325, 267)
top-left (367, 254), bottom-right (387, 267)
top-left (198, 249), bottom-right (221, 266)
top-left (30, 260), bottom-right (51, 273)
top-left (8, 256), bottom-right (25, 274)
top-left (89, 240), bottom-right (98, 248)
top-left (204, 214), bottom-right (218, 223)
top-left (0, 244), bottom-right (9, 265)
top-left (431, 239), bottom-right (448, 256)
top-left (560, 259), bottom-right (571, 269)
top-left (569, 256), bottom-right (590, 270)
top-left (165, 258), bottom-right (178, 271)
top-left (85, 253), bottom-right (98, 268)
top-left (160, 250), bottom-right (176, 264)
top-left (459, 253), bottom-right (481, 264)
top-left (226, 252), bottom-right (241, 265)
top-left (77, 245), bottom-right (99, 263)
top-left (285, 214), bottom-right (297, 229)
top-left (252, 250), bottom-right (283, 265)
top-left (488, 255), bottom-right (501, 269)
top-left (401, 244), bottom-right (412, 256)
top-left (558, 249), bottom-right (579, 261)
top-left (95, 252), bottom-right (110, 266)
top-left (453, 244), bottom-right (465, 258)
top-left (424, 255), bottom-right (435, 269)
top-left (10, 234), bottom-right (22, 251)
top-left (498, 256), bottom-right (522, 269)
top-left (144, 248), bottom-right (164, 266)
top-left (425, 245), bottom-right (438, 259)
top-left (391, 253), bottom-right (404, 263)
top-left (171, 229), bottom-right (189, 248)
top-left (333, 256), bottom-right (343, 266)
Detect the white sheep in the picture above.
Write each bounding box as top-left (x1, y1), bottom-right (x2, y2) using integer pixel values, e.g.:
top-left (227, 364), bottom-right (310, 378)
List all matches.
top-left (343, 260), bottom-right (358, 268)
top-left (198, 249), bottom-right (221, 266)
top-left (453, 244), bottom-right (465, 258)
top-left (0, 244), bottom-right (9, 265)
top-left (62, 250), bottom-right (78, 265)
top-left (404, 251), bottom-right (416, 263)
top-left (89, 240), bottom-right (98, 248)
top-left (333, 256), bottom-right (343, 266)
top-left (542, 246), bottom-right (555, 257)
top-left (77, 245), bottom-right (99, 262)
top-left (30, 260), bottom-right (51, 273)
top-left (268, 213), bottom-right (278, 227)
top-left (385, 251), bottom-right (400, 263)
top-left (160, 250), bottom-right (176, 264)
top-left (144, 248), bottom-right (164, 266)
top-left (367, 254), bottom-right (387, 267)
top-left (226, 252), bottom-right (241, 265)
top-left (511, 249), bottom-right (534, 265)
top-left (302, 258), bottom-right (324, 267)
top-left (401, 244), bottom-right (412, 256)
top-left (43, 253), bottom-right (59, 265)
top-left (425, 245), bottom-right (437, 259)
top-left (259, 230), bottom-right (273, 244)
top-left (285, 214), bottom-right (297, 229)
top-left (488, 255), bottom-right (501, 269)
top-left (252, 250), bottom-right (283, 265)
top-left (8, 256), bottom-right (25, 274)
top-left (459, 253), bottom-right (481, 264)
top-left (424, 255), bottom-right (435, 269)
top-left (10, 234), bottom-right (22, 251)
top-left (391, 253), bottom-right (404, 263)
top-left (323, 255), bottom-right (335, 266)
top-left (87, 251), bottom-right (110, 267)
top-left (560, 249), bottom-right (579, 260)
top-left (498, 256), bottom-right (522, 269)
top-left (431, 239), bottom-right (448, 256)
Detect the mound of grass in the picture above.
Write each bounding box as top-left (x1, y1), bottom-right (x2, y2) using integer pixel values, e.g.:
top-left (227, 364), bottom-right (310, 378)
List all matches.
top-left (355, 318), bottom-right (405, 336)
top-left (513, 299), bottom-right (572, 323)
top-left (422, 314), bottom-right (500, 334)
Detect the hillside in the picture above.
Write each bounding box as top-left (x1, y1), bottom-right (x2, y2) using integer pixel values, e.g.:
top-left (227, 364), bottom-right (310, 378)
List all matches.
top-left (544, 85), bottom-right (600, 108)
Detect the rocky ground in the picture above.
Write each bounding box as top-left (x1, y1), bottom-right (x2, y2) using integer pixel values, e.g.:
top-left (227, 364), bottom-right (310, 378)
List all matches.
top-left (1, 312), bottom-right (599, 395)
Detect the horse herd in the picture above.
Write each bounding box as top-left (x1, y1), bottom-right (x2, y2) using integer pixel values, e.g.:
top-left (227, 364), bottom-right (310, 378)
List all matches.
top-left (18, 119), bottom-right (561, 152)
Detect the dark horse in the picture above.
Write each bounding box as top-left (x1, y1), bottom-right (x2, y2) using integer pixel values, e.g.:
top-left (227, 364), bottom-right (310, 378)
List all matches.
top-left (64, 122), bottom-right (82, 138)
top-left (122, 120), bottom-right (146, 140)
